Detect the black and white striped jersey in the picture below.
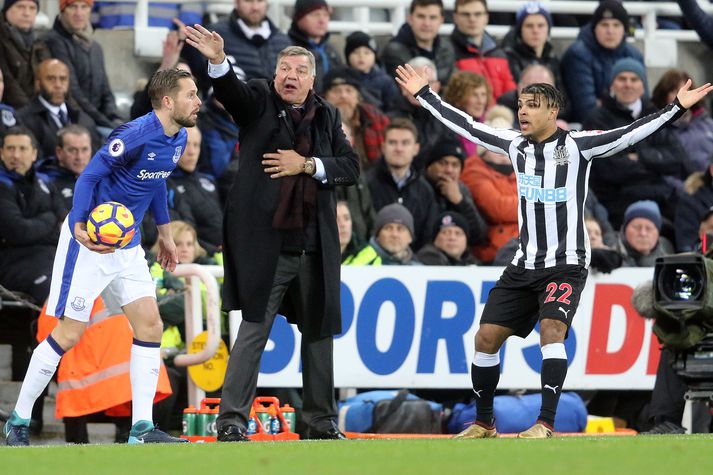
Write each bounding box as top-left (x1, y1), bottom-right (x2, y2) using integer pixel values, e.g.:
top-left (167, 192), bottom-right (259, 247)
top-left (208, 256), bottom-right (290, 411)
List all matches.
top-left (416, 87), bottom-right (686, 269)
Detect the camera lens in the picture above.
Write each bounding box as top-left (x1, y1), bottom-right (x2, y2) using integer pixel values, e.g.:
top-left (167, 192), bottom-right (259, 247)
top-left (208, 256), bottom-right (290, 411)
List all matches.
top-left (663, 267), bottom-right (703, 301)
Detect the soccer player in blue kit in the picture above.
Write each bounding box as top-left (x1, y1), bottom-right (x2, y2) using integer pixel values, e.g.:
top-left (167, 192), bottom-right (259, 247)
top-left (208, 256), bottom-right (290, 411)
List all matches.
top-left (3, 69), bottom-right (201, 445)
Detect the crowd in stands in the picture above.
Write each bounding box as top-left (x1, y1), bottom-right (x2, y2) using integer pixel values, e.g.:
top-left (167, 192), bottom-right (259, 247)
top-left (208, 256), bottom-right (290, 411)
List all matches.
top-left (2, 0), bottom-right (713, 436)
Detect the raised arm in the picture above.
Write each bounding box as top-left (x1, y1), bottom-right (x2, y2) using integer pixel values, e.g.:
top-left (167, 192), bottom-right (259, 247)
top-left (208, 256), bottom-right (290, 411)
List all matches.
top-left (395, 64), bottom-right (519, 155)
top-left (184, 23), bottom-right (260, 126)
top-left (573, 80), bottom-right (713, 160)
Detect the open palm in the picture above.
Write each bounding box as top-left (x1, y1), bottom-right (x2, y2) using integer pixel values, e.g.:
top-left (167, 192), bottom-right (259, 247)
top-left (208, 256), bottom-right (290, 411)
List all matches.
top-left (184, 24), bottom-right (225, 63)
top-left (676, 79), bottom-right (713, 109)
top-left (395, 64), bottom-right (429, 96)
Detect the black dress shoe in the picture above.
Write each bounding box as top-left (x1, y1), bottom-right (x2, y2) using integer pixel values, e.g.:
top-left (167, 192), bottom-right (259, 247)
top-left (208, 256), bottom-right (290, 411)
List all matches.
top-left (307, 427), bottom-right (347, 440)
top-left (217, 425), bottom-right (251, 442)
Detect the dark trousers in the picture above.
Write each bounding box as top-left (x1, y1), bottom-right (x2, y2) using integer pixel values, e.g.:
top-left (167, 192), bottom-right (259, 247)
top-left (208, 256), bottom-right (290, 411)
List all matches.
top-left (650, 349), bottom-right (686, 424)
top-left (217, 253), bottom-right (337, 433)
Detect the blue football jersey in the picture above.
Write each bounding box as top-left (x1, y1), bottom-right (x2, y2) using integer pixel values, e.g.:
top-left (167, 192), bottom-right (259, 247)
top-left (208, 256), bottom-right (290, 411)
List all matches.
top-left (69, 112), bottom-right (188, 248)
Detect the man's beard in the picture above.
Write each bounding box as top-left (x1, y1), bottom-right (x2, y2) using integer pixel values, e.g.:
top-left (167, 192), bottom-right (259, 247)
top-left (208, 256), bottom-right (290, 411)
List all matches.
top-left (174, 113), bottom-right (197, 128)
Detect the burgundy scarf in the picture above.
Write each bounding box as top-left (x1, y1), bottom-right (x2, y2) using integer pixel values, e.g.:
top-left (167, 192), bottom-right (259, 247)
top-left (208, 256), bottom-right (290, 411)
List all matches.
top-left (272, 92), bottom-right (319, 230)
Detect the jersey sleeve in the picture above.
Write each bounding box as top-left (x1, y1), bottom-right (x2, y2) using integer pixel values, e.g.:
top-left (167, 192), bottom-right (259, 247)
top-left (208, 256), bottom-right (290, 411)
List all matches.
top-left (416, 86), bottom-right (519, 155)
top-left (570, 100), bottom-right (687, 160)
top-left (68, 126), bottom-right (140, 231)
top-left (150, 180), bottom-right (170, 226)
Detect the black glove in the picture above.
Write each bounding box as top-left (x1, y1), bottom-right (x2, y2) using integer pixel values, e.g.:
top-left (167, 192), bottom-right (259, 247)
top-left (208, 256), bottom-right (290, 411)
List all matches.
top-left (590, 248), bottom-right (623, 273)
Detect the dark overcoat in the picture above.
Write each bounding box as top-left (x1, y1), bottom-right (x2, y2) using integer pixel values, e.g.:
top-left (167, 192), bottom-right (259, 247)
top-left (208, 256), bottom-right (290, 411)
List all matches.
top-left (212, 67), bottom-right (359, 337)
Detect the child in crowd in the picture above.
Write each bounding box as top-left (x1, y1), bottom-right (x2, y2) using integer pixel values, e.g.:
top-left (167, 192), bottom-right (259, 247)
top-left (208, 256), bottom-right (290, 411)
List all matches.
top-left (344, 31), bottom-right (399, 110)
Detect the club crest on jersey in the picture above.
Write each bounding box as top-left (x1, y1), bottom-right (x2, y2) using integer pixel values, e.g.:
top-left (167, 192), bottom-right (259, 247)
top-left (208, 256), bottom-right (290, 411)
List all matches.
top-left (553, 145), bottom-right (570, 166)
top-left (1, 109), bottom-right (16, 127)
top-left (108, 138), bottom-right (125, 157)
top-left (71, 296), bottom-right (86, 312)
top-left (172, 146), bottom-right (182, 163)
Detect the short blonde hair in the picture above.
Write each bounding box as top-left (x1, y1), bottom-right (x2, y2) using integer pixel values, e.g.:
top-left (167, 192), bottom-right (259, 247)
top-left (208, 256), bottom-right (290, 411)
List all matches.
top-left (151, 220), bottom-right (206, 261)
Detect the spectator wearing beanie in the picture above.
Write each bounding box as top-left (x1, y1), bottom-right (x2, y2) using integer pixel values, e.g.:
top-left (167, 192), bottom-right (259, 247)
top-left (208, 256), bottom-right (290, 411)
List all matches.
top-left (583, 57), bottom-right (687, 229)
top-left (0, 0), bottom-right (49, 109)
top-left (344, 31), bottom-right (399, 110)
top-left (349, 203), bottom-right (421, 265)
top-left (616, 200), bottom-right (674, 267)
top-left (367, 118), bottom-right (440, 250)
top-left (288, 0), bottom-right (342, 93)
top-left (561, 0), bottom-right (645, 122)
top-left (417, 211), bottom-right (479, 265)
top-left (42, 0), bottom-right (123, 131)
top-left (501, 2), bottom-right (563, 90)
top-left (322, 67), bottom-right (390, 169)
top-left (423, 137), bottom-right (488, 246)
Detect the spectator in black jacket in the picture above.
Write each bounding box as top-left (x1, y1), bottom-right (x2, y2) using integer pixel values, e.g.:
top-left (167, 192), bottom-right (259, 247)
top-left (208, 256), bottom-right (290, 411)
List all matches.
top-left (501, 1), bottom-right (562, 90)
top-left (167, 126), bottom-right (224, 254)
top-left (288, 0), bottom-right (342, 93)
top-left (381, 0), bottom-right (454, 84)
top-left (417, 211), bottom-right (478, 265)
top-left (582, 58), bottom-right (687, 228)
top-left (35, 124), bottom-right (91, 210)
top-left (423, 136), bottom-right (487, 246)
top-left (16, 58), bottom-right (99, 159)
top-left (367, 118), bottom-right (439, 249)
top-left (181, 0), bottom-right (291, 95)
top-left (674, 161), bottom-right (713, 252)
top-left (42, 0), bottom-right (121, 132)
top-left (0, 67), bottom-right (21, 134)
top-left (0, 127), bottom-right (65, 304)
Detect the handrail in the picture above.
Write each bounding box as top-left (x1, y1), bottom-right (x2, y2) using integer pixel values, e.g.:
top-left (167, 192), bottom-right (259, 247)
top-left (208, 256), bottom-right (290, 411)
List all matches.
top-left (170, 263), bottom-right (221, 367)
top-left (170, 264), bottom-right (223, 407)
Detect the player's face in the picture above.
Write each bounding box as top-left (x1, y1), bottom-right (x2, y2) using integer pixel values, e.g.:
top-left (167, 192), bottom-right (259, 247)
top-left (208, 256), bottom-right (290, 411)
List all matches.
top-left (37, 61), bottom-right (70, 106)
top-left (434, 226), bottom-right (467, 259)
top-left (453, 1), bottom-right (488, 39)
top-left (235, 0), bottom-right (268, 27)
top-left (56, 132), bottom-right (91, 176)
top-left (625, 218), bottom-right (659, 255)
top-left (170, 78), bottom-right (201, 128)
top-left (61, 1), bottom-right (91, 31)
top-left (594, 19), bottom-right (625, 50)
top-left (336, 202), bottom-right (352, 249)
top-left (377, 223), bottom-right (413, 255)
top-left (382, 128), bottom-right (419, 170)
top-left (0, 134), bottom-right (37, 176)
top-left (408, 5), bottom-right (444, 44)
top-left (426, 155), bottom-right (462, 183)
top-left (178, 126), bottom-right (201, 172)
top-left (4, 0), bottom-right (37, 31)
top-left (520, 14), bottom-right (549, 50)
top-left (296, 8), bottom-right (330, 40)
top-left (175, 230), bottom-right (197, 263)
top-left (610, 72), bottom-right (644, 106)
top-left (517, 93), bottom-right (556, 140)
top-left (274, 55), bottom-right (315, 105)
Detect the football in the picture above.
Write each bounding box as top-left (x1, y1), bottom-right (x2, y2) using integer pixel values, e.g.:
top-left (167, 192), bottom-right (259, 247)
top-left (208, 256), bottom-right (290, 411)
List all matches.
top-left (86, 201), bottom-right (136, 249)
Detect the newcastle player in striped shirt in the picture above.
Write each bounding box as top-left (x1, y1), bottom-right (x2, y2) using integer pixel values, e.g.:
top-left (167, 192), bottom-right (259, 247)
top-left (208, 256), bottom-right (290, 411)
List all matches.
top-left (396, 64), bottom-right (713, 439)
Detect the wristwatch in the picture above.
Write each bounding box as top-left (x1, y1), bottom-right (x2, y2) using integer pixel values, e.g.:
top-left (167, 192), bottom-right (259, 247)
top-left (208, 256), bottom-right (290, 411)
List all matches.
top-left (304, 157), bottom-right (316, 175)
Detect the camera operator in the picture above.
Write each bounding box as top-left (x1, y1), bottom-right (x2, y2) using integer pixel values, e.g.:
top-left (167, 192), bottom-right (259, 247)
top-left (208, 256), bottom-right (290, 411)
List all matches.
top-left (632, 208), bottom-right (713, 434)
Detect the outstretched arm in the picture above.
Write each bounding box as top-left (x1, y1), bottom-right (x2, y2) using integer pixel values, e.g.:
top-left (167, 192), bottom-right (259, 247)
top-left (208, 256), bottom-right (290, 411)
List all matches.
top-left (395, 64), bottom-right (518, 155)
top-left (573, 80), bottom-right (713, 159)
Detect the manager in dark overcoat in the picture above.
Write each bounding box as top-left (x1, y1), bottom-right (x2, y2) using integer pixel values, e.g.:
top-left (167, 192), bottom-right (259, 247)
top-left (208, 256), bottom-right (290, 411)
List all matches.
top-left (185, 25), bottom-right (359, 441)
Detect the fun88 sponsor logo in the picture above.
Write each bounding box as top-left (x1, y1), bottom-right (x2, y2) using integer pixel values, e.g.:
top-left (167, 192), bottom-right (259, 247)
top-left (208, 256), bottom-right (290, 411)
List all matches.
top-left (137, 169), bottom-right (172, 180)
top-left (517, 173), bottom-right (567, 203)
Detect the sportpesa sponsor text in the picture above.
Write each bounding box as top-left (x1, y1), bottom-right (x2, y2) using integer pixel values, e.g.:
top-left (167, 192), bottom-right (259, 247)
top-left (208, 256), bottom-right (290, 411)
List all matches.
top-left (137, 169), bottom-right (172, 180)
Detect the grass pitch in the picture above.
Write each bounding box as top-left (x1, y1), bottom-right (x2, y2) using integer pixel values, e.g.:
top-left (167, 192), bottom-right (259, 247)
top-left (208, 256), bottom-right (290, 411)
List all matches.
top-left (4, 435), bottom-right (713, 475)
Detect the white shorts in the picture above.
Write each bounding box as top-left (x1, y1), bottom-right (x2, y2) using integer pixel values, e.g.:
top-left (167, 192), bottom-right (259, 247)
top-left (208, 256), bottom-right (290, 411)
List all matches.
top-left (46, 220), bottom-right (155, 322)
